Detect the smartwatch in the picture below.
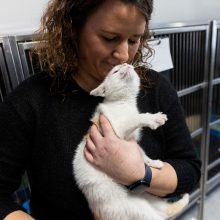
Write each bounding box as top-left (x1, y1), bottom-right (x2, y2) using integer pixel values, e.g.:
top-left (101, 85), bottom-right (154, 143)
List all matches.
top-left (126, 163), bottom-right (152, 194)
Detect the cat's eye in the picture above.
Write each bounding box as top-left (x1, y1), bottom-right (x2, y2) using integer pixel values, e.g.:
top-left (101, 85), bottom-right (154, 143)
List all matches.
top-left (113, 70), bottom-right (119, 74)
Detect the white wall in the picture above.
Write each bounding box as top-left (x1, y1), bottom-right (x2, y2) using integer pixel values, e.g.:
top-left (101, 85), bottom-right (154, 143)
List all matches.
top-left (151, 0), bottom-right (220, 25)
top-left (0, 0), bottom-right (48, 35)
top-left (0, 0), bottom-right (220, 35)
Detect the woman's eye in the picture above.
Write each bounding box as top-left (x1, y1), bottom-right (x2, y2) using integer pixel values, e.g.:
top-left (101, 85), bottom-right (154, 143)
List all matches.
top-left (102, 36), bottom-right (138, 45)
top-left (103, 36), bottom-right (116, 42)
top-left (128, 39), bottom-right (138, 45)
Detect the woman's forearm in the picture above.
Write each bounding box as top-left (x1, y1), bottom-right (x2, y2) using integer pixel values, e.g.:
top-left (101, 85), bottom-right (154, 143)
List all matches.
top-left (147, 162), bottom-right (178, 197)
top-left (4, 210), bottom-right (35, 220)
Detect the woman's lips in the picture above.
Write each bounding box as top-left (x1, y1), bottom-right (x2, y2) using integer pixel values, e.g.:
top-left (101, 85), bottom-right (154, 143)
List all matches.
top-left (105, 62), bottom-right (118, 71)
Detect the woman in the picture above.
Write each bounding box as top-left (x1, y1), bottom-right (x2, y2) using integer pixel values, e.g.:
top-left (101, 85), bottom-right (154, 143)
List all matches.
top-left (0, 0), bottom-right (201, 219)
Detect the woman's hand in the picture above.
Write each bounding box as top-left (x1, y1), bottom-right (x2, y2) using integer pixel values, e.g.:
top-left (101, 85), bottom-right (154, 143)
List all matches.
top-left (84, 115), bottom-right (145, 185)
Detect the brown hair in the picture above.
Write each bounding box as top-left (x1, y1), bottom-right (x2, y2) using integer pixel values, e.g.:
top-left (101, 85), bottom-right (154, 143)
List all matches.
top-left (33, 0), bottom-right (154, 93)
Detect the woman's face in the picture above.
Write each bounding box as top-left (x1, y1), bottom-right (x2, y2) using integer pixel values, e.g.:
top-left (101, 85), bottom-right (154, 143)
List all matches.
top-left (77, 0), bottom-right (146, 91)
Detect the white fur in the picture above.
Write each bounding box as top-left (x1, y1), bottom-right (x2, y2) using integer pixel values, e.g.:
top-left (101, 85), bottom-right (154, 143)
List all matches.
top-left (73, 63), bottom-right (189, 220)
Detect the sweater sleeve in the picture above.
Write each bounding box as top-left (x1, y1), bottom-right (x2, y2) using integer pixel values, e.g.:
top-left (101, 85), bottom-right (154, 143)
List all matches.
top-left (0, 97), bottom-right (32, 219)
top-left (158, 75), bottom-right (201, 196)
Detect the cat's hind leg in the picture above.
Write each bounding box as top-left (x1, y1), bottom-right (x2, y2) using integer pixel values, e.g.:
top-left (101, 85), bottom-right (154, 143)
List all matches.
top-left (146, 158), bottom-right (164, 169)
top-left (139, 147), bottom-right (164, 169)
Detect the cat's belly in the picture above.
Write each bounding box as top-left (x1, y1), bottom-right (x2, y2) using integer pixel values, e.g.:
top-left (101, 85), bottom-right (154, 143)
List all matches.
top-left (92, 105), bottom-right (140, 140)
top-left (73, 139), bottom-right (114, 185)
top-left (73, 138), bottom-right (128, 203)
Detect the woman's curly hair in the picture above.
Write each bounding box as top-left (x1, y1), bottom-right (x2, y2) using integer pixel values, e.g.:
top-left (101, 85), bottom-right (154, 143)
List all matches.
top-left (33, 0), bottom-right (154, 93)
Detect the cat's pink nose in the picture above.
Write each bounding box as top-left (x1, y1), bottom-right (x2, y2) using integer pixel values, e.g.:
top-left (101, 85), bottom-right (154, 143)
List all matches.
top-left (122, 63), bottom-right (130, 68)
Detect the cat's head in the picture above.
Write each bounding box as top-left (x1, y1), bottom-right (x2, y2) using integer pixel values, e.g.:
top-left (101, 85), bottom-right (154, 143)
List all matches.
top-left (90, 63), bottom-right (140, 100)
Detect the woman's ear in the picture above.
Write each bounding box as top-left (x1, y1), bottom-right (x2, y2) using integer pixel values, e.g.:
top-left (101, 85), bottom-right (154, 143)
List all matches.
top-left (90, 83), bottom-right (105, 97)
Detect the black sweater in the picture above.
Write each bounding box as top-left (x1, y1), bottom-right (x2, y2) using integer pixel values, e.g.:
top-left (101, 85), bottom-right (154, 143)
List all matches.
top-left (0, 71), bottom-right (201, 220)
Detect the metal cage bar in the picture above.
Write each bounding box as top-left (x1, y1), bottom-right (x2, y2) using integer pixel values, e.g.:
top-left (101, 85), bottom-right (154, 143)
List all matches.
top-left (197, 20), bottom-right (218, 220)
top-left (0, 37), bottom-right (13, 98)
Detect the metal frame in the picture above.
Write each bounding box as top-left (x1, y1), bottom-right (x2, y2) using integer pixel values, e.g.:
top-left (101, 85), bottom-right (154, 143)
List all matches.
top-left (152, 23), bottom-right (209, 219)
top-left (196, 20), bottom-right (217, 220)
top-left (5, 35), bottom-right (43, 81)
top-left (150, 20), bottom-right (210, 30)
top-left (152, 25), bottom-right (209, 131)
top-left (17, 41), bottom-right (39, 79)
top-left (0, 36), bottom-right (12, 97)
top-left (1, 36), bottom-right (23, 89)
top-left (7, 35), bottom-right (33, 82)
top-left (205, 20), bottom-right (220, 192)
top-left (150, 21), bottom-right (220, 220)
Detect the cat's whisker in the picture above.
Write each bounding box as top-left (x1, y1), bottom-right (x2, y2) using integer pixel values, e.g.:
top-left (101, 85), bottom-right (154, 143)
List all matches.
top-left (133, 64), bottom-right (145, 69)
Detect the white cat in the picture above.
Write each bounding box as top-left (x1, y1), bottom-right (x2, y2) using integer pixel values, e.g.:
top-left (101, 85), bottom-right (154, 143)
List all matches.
top-left (73, 63), bottom-right (189, 220)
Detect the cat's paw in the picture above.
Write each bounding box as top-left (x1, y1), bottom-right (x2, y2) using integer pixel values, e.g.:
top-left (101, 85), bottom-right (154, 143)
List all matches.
top-left (146, 159), bottom-right (164, 169)
top-left (147, 112), bottom-right (167, 129)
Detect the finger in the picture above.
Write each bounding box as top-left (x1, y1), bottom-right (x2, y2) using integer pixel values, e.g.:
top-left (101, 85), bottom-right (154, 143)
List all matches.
top-left (85, 135), bottom-right (96, 153)
top-left (99, 114), bottom-right (115, 137)
top-left (92, 119), bottom-right (103, 136)
top-left (89, 124), bottom-right (103, 146)
top-left (84, 146), bottom-right (94, 164)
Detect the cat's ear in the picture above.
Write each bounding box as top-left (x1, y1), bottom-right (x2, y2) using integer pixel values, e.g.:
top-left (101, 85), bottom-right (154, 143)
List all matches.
top-left (90, 83), bottom-right (105, 97)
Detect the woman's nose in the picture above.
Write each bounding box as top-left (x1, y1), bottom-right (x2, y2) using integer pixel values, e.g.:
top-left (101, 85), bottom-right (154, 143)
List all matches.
top-left (113, 41), bottom-right (129, 63)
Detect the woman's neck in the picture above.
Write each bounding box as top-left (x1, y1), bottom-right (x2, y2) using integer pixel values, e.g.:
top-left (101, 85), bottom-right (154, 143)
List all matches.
top-left (73, 72), bottom-right (102, 93)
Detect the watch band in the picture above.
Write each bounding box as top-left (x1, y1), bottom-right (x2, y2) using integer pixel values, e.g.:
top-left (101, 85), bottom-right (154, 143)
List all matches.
top-left (143, 163), bottom-right (152, 187)
top-left (126, 163), bottom-right (152, 194)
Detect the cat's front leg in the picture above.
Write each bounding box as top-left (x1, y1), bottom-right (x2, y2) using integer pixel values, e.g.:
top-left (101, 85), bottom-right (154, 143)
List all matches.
top-left (121, 112), bottom-right (167, 139)
top-left (140, 112), bottom-right (167, 130)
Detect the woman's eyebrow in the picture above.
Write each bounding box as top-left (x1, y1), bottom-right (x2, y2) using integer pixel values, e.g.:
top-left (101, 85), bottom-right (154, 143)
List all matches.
top-left (100, 30), bottom-right (144, 37)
